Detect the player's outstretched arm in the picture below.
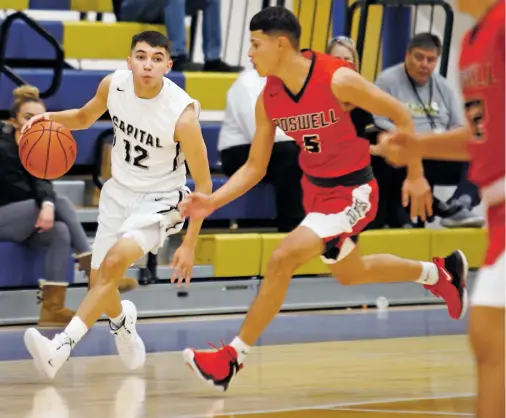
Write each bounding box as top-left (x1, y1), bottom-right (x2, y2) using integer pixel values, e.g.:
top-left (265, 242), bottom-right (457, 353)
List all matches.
top-left (209, 92), bottom-right (275, 210)
top-left (174, 103), bottom-right (213, 248)
top-left (179, 92), bottom-right (275, 221)
top-left (21, 75), bottom-right (111, 133)
top-left (417, 127), bottom-right (472, 161)
top-left (374, 126), bottom-right (473, 166)
top-left (171, 103), bottom-right (213, 286)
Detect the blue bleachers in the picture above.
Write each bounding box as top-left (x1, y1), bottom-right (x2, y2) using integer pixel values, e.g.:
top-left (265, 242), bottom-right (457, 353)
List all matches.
top-left (29, 0), bottom-right (73, 10)
top-left (0, 242), bottom-right (74, 287)
top-left (0, 70), bottom-right (186, 111)
top-left (1, 20), bottom-right (63, 60)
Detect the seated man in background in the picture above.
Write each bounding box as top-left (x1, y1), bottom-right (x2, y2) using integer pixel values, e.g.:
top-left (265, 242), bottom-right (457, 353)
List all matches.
top-left (218, 67), bottom-right (304, 232)
top-left (374, 32), bottom-right (484, 228)
top-left (121, 0), bottom-right (241, 72)
top-left (0, 86), bottom-right (137, 327)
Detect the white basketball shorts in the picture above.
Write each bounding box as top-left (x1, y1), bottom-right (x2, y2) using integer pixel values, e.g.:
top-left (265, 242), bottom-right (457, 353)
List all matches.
top-left (471, 252), bottom-right (505, 308)
top-left (90, 178), bottom-right (189, 269)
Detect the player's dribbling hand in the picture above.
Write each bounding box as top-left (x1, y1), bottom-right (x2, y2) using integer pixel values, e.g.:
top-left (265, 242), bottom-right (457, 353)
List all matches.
top-left (21, 113), bottom-right (50, 135)
top-left (402, 176), bottom-right (433, 222)
top-left (178, 193), bottom-right (214, 219)
top-left (170, 244), bottom-right (194, 287)
top-left (35, 203), bottom-right (55, 232)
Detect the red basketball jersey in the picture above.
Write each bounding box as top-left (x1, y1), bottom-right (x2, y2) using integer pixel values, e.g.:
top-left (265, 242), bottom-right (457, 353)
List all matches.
top-left (263, 50), bottom-right (370, 178)
top-left (460, 0), bottom-right (505, 190)
top-left (460, 0), bottom-right (505, 264)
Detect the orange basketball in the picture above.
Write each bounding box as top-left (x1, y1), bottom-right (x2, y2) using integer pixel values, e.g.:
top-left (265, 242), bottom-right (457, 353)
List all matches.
top-left (19, 120), bottom-right (77, 180)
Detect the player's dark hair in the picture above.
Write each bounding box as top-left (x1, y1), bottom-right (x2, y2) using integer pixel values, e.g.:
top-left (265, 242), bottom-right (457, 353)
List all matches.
top-left (407, 32), bottom-right (442, 55)
top-left (131, 31), bottom-right (171, 55)
top-left (250, 6), bottom-right (301, 49)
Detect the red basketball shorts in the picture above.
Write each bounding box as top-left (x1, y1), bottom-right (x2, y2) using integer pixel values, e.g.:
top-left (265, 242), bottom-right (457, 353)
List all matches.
top-left (300, 176), bottom-right (379, 263)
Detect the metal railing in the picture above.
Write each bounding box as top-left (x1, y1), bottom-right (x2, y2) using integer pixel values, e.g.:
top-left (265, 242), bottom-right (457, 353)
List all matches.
top-left (0, 11), bottom-right (64, 98)
top-left (345, 0), bottom-right (454, 78)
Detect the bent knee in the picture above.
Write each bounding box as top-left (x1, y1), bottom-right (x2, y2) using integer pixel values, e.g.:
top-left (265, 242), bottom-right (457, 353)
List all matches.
top-left (267, 248), bottom-right (302, 277)
top-left (55, 195), bottom-right (72, 209)
top-left (100, 250), bottom-right (129, 277)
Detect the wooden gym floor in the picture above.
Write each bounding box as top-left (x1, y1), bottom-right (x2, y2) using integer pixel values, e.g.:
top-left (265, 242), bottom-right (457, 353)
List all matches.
top-left (0, 306), bottom-right (475, 417)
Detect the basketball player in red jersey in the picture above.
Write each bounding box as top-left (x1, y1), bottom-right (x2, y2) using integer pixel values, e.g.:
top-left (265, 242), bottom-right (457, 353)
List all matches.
top-left (180, 6), bottom-right (469, 391)
top-left (376, 1), bottom-right (504, 417)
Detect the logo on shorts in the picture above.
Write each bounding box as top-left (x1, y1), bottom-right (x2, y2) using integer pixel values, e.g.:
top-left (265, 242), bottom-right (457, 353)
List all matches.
top-left (345, 198), bottom-right (370, 226)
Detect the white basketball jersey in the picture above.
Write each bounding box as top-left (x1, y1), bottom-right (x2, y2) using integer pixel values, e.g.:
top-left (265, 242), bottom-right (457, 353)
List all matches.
top-left (107, 70), bottom-right (200, 192)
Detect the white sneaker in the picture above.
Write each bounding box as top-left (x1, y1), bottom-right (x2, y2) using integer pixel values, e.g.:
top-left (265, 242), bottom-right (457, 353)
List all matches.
top-left (111, 300), bottom-right (146, 370)
top-left (24, 329), bottom-right (72, 379)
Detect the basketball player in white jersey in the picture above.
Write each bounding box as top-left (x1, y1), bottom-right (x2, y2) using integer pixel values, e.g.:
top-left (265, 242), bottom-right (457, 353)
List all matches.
top-left (21, 31), bottom-right (212, 379)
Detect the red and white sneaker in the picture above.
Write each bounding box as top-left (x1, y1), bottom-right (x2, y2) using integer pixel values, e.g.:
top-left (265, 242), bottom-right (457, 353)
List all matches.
top-left (426, 250), bottom-right (469, 320)
top-left (183, 343), bottom-right (243, 392)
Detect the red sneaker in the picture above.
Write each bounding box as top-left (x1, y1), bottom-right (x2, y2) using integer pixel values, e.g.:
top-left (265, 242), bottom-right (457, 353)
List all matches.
top-left (183, 343), bottom-right (243, 392)
top-left (425, 250), bottom-right (469, 320)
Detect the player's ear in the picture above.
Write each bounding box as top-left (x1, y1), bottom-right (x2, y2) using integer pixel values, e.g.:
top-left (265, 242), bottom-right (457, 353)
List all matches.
top-left (278, 36), bottom-right (291, 51)
top-left (127, 56), bottom-right (132, 70)
top-left (166, 57), bottom-right (173, 74)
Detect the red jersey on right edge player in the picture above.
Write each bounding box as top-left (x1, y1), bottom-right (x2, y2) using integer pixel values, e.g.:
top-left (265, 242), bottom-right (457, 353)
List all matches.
top-left (179, 6), bottom-right (468, 392)
top-left (376, 1), bottom-right (505, 417)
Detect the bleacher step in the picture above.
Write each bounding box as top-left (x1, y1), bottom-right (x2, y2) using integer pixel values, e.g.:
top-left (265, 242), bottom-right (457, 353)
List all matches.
top-left (53, 180), bottom-right (85, 206)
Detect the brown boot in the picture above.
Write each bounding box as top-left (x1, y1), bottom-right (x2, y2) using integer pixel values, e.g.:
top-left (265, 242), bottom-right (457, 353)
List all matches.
top-left (37, 280), bottom-right (75, 328)
top-left (75, 251), bottom-right (92, 277)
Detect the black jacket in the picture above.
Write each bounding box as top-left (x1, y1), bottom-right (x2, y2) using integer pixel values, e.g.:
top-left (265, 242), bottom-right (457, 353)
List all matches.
top-left (350, 108), bottom-right (385, 144)
top-left (0, 122), bottom-right (55, 208)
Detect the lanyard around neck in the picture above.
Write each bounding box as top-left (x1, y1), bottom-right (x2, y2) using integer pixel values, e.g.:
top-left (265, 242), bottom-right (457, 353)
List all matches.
top-left (404, 67), bottom-right (436, 129)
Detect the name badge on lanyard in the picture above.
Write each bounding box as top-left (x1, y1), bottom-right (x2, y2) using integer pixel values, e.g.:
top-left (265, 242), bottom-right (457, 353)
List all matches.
top-left (405, 68), bottom-right (439, 131)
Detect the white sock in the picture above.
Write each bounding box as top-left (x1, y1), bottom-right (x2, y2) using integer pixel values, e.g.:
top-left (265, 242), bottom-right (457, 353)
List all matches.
top-left (109, 310), bottom-right (126, 329)
top-left (416, 262), bottom-right (439, 285)
top-left (230, 337), bottom-right (250, 364)
top-left (63, 316), bottom-right (88, 347)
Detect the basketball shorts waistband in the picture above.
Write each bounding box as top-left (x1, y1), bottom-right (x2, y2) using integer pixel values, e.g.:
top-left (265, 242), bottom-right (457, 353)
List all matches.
top-left (305, 165), bottom-right (374, 188)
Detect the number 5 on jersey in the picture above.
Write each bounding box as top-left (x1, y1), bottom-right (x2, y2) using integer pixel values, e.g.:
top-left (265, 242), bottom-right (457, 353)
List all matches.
top-left (303, 134), bottom-right (321, 153)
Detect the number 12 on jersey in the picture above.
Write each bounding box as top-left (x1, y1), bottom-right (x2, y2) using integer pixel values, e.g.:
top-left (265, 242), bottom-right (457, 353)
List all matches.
top-left (123, 139), bottom-right (149, 169)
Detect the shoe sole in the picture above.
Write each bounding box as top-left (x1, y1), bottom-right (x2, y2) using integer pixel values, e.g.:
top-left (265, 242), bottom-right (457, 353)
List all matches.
top-left (455, 250), bottom-right (469, 320)
top-left (114, 300), bottom-right (146, 370)
top-left (24, 328), bottom-right (57, 380)
top-left (441, 219), bottom-right (485, 228)
top-left (182, 349), bottom-right (226, 392)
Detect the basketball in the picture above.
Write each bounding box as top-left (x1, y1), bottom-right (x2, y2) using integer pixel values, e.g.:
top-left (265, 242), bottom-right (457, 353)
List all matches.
top-left (18, 120), bottom-right (77, 180)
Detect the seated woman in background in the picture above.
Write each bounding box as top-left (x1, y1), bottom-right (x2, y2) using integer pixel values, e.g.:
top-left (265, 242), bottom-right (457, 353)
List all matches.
top-left (0, 86), bottom-right (137, 327)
